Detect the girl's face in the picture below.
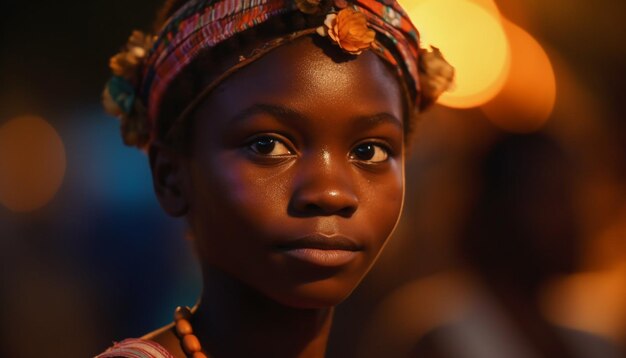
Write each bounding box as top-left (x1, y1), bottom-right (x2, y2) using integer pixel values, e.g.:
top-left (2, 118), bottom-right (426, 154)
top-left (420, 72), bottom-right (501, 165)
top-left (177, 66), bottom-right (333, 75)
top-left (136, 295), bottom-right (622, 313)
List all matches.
top-left (178, 36), bottom-right (405, 308)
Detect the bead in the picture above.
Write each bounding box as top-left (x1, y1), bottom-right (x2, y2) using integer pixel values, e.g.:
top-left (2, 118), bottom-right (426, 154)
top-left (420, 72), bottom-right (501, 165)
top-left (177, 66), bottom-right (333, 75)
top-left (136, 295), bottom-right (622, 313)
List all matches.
top-left (176, 318), bottom-right (193, 336)
top-left (174, 306), bottom-right (205, 356)
top-left (174, 306), bottom-right (192, 321)
top-left (182, 334), bottom-right (202, 354)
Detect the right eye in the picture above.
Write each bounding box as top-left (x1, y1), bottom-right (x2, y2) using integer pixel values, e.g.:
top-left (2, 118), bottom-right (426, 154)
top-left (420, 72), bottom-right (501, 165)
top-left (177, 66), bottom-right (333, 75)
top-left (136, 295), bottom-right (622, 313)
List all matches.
top-left (350, 142), bottom-right (390, 163)
top-left (248, 136), bottom-right (292, 156)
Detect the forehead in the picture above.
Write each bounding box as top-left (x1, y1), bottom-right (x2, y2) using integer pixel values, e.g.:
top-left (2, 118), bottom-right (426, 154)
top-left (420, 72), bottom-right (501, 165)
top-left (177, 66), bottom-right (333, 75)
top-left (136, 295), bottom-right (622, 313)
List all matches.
top-left (193, 35), bottom-right (404, 128)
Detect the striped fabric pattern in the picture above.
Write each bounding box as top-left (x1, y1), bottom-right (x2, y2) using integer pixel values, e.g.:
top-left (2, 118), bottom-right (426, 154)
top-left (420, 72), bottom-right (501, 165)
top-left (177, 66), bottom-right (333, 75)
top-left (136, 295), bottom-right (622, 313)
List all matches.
top-left (141, 0), bottom-right (295, 121)
top-left (95, 338), bottom-right (175, 358)
top-left (140, 0), bottom-right (422, 128)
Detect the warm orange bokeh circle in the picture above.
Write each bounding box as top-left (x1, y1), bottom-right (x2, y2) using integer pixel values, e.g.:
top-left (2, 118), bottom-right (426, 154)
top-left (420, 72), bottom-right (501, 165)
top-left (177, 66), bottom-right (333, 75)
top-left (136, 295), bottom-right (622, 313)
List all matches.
top-left (401, 0), bottom-right (511, 108)
top-left (0, 115), bottom-right (66, 212)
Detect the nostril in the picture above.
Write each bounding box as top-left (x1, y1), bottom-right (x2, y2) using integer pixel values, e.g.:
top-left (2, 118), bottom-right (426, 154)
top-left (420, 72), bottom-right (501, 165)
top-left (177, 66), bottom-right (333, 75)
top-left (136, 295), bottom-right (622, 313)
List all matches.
top-left (289, 168), bottom-right (360, 217)
top-left (290, 191), bottom-right (358, 218)
top-left (304, 203), bottom-right (320, 213)
top-left (299, 202), bottom-right (356, 217)
top-left (337, 205), bottom-right (357, 217)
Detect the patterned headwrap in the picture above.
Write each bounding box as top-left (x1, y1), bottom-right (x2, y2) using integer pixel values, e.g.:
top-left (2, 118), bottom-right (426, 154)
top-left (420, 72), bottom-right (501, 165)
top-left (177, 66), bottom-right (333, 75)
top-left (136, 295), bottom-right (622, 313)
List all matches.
top-left (103, 0), bottom-right (454, 149)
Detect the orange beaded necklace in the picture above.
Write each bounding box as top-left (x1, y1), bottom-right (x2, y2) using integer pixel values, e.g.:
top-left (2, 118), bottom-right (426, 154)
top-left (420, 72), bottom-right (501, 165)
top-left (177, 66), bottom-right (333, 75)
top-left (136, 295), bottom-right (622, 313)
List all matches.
top-left (174, 306), bottom-right (209, 358)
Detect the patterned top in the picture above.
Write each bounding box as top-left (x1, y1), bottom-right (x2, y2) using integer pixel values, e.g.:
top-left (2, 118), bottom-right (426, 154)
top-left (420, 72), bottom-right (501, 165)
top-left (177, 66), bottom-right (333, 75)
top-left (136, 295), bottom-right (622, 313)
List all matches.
top-left (95, 338), bottom-right (175, 358)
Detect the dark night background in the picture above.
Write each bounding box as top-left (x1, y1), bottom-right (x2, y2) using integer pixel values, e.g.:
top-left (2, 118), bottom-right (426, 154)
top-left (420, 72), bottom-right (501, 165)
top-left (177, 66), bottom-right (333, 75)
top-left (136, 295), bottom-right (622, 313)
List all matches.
top-left (1, 0), bottom-right (625, 357)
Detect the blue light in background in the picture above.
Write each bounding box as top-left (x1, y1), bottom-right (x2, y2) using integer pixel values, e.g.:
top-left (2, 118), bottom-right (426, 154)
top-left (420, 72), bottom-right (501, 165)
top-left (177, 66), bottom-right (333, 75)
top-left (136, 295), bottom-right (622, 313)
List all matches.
top-left (62, 108), bottom-right (157, 206)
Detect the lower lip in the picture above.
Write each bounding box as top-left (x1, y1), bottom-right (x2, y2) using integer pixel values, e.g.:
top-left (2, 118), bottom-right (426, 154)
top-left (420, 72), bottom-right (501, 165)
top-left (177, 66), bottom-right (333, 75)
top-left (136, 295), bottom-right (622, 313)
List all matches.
top-left (281, 248), bottom-right (359, 267)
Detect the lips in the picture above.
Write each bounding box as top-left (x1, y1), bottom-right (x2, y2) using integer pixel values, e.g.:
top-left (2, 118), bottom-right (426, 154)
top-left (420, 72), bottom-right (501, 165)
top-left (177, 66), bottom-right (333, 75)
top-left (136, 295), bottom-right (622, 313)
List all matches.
top-left (275, 234), bottom-right (363, 251)
top-left (273, 234), bottom-right (364, 267)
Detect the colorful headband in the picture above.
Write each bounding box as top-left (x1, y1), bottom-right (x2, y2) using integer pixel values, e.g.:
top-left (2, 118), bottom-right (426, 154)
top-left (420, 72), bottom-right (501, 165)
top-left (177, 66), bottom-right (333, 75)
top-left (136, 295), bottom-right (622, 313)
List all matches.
top-left (103, 0), bottom-right (454, 148)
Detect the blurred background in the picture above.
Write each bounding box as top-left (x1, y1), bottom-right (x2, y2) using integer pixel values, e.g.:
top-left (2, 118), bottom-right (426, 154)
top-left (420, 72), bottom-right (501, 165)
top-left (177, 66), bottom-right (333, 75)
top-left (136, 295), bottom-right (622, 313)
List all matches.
top-left (0, 0), bottom-right (624, 357)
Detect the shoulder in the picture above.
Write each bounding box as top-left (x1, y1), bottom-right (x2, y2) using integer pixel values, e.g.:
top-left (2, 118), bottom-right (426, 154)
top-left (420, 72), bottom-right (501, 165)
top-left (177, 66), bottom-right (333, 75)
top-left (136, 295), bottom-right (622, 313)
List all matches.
top-left (95, 338), bottom-right (175, 358)
top-left (142, 322), bottom-right (186, 357)
top-left (96, 323), bottom-right (185, 358)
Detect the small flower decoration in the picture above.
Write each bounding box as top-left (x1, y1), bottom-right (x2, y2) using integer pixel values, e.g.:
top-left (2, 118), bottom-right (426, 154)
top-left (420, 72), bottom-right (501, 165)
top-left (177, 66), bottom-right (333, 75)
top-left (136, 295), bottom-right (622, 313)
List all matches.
top-left (104, 31), bottom-right (155, 118)
top-left (316, 8), bottom-right (376, 55)
top-left (102, 30), bottom-right (155, 148)
top-left (102, 77), bottom-right (136, 117)
top-left (109, 31), bottom-right (155, 84)
top-left (418, 46), bottom-right (455, 108)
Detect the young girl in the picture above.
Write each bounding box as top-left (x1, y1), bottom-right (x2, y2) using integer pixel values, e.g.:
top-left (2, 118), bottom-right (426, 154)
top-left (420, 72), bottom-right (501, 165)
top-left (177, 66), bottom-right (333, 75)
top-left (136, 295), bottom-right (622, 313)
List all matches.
top-left (98, 0), bottom-right (453, 356)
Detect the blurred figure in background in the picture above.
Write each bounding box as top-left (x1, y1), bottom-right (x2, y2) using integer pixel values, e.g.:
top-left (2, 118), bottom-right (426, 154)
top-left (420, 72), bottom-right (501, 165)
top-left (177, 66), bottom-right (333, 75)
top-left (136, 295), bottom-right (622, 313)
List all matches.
top-left (356, 132), bottom-right (624, 358)
top-left (408, 133), bottom-right (622, 358)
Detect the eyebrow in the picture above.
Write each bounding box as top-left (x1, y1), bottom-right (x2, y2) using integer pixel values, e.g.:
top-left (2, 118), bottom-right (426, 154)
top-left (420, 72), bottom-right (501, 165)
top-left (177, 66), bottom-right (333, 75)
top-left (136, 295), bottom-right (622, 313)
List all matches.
top-left (352, 112), bottom-right (403, 131)
top-left (230, 104), bottom-right (305, 124)
top-left (230, 103), bottom-right (402, 130)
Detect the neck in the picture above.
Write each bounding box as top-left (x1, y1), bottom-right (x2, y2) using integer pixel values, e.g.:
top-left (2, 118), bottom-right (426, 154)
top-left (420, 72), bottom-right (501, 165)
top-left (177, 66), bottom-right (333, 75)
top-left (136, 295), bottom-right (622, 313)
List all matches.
top-left (191, 266), bottom-right (334, 358)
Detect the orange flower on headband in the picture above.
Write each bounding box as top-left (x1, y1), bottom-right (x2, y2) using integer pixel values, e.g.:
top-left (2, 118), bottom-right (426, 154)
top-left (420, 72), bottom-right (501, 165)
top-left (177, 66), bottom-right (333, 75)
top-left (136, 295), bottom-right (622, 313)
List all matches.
top-left (295, 0), bottom-right (322, 14)
top-left (317, 8), bottom-right (376, 55)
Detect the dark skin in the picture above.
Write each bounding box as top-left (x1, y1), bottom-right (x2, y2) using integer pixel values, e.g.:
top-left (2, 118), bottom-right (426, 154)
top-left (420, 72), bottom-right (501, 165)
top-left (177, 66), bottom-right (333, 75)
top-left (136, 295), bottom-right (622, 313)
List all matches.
top-left (146, 36), bottom-right (405, 357)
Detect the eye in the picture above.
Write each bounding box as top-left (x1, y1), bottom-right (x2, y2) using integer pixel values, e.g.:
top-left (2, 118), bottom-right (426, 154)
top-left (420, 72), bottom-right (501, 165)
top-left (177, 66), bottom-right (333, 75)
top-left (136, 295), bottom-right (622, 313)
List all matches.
top-left (350, 142), bottom-right (389, 163)
top-left (248, 136), bottom-right (292, 156)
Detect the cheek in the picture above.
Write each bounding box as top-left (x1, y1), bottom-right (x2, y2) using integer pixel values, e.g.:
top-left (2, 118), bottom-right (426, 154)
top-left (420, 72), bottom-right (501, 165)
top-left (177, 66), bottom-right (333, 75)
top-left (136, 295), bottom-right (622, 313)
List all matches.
top-left (363, 162), bottom-right (404, 231)
top-left (189, 153), bottom-right (294, 241)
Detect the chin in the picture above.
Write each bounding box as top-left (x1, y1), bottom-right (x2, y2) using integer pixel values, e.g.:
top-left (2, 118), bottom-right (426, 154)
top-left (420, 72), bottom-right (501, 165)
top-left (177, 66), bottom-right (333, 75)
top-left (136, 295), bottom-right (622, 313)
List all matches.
top-left (264, 276), bottom-right (362, 309)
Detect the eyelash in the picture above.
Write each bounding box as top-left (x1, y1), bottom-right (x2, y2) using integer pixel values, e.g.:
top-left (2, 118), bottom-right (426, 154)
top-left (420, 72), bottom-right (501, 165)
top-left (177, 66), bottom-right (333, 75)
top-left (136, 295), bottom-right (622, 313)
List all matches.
top-left (246, 134), bottom-right (295, 158)
top-left (349, 141), bottom-right (393, 164)
top-left (245, 134), bottom-right (394, 164)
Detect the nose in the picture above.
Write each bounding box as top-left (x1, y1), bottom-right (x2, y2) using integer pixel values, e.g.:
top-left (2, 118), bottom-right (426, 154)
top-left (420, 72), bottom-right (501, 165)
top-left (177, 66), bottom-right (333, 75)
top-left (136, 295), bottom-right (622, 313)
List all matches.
top-left (289, 151), bottom-right (359, 218)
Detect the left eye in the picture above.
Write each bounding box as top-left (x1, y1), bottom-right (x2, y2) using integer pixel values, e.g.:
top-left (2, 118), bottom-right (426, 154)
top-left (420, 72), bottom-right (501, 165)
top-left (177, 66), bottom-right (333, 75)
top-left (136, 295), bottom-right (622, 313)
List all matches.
top-left (350, 143), bottom-right (389, 163)
top-left (248, 136), bottom-right (292, 156)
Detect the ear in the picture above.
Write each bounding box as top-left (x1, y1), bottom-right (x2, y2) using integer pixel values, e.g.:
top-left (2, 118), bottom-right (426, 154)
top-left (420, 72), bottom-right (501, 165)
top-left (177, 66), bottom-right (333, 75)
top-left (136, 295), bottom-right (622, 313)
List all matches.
top-left (148, 141), bottom-right (190, 217)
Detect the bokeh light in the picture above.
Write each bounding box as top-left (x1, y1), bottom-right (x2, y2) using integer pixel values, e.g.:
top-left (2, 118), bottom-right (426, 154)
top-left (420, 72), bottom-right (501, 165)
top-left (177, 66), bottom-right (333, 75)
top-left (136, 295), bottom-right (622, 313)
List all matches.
top-left (467, 0), bottom-right (500, 14)
top-left (481, 20), bottom-right (557, 132)
top-left (402, 0), bottom-right (511, 108)
top-left (0, 115), bottom-right (66, 212)
top-left (399, 0), bottom-right (501, 17)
